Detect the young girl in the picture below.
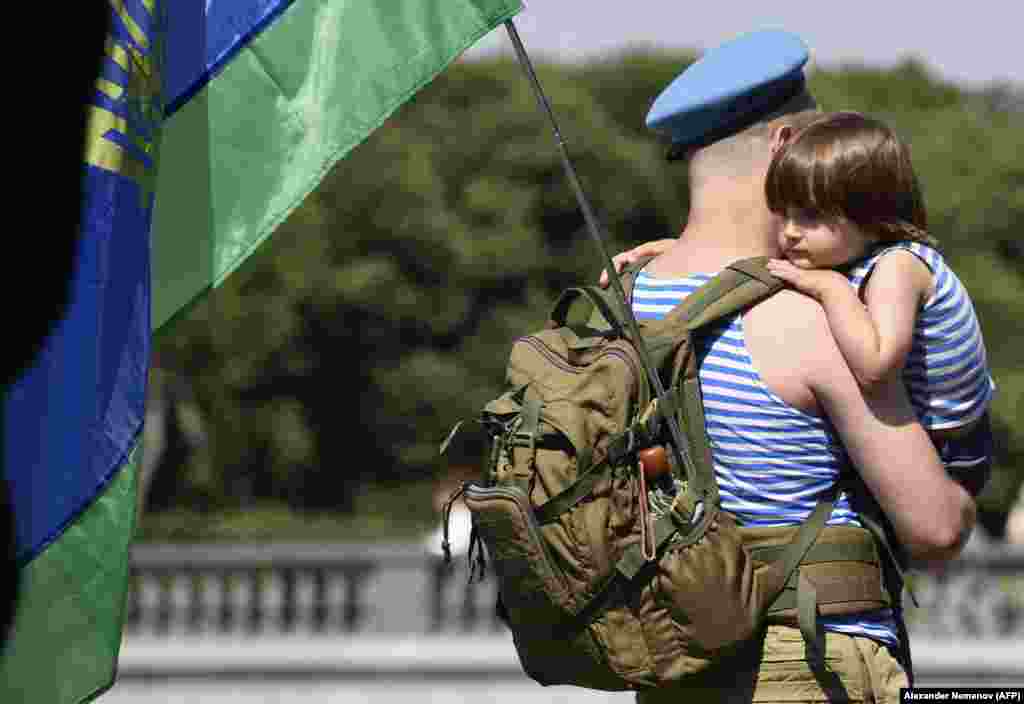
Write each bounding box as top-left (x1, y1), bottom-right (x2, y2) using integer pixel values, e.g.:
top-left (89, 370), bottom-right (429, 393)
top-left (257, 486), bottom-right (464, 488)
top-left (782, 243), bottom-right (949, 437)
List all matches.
top-left (764, 111), bottom-right (995, 496)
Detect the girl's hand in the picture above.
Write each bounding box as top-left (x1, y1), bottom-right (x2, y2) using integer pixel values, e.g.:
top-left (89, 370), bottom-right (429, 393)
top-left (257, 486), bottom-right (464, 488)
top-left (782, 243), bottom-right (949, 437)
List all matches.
top-left (766, 259), bottom-right (849, 302)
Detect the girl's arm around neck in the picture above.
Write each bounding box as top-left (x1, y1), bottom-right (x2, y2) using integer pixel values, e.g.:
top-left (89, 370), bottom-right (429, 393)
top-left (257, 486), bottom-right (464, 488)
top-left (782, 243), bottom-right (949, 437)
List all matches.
top-left (769, 251), bottom-right (930, 393)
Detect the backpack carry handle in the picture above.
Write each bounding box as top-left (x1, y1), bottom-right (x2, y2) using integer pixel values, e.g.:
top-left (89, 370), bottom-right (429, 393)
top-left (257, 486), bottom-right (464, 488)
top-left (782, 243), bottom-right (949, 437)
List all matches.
top-left (548, 286), bottom-right (627, 339)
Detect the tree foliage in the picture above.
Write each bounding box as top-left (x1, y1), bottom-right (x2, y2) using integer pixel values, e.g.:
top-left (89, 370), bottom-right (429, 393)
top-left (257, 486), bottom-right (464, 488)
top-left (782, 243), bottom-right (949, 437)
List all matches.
top-left (151, 52), bottom-right (1024, 528)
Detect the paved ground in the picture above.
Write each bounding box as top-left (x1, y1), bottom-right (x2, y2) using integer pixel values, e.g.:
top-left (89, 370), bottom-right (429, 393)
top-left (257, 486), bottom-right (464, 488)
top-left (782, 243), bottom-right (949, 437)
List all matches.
top-left (103, 633), bottom-right (1024, 703)
top-left (102, 678), bottom-right (629, 704)
top-left (112, 634), bottom-right (623, 703)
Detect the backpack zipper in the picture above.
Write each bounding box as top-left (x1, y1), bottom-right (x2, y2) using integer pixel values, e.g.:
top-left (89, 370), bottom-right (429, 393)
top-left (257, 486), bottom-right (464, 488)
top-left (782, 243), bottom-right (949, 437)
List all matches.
top-left (517, 335), bottom-right (643, 386)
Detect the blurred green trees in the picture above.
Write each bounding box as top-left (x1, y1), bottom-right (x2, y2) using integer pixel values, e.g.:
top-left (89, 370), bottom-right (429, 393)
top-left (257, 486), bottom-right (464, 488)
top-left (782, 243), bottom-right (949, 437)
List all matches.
top-left (149, 52), bottom-right (1023, 534)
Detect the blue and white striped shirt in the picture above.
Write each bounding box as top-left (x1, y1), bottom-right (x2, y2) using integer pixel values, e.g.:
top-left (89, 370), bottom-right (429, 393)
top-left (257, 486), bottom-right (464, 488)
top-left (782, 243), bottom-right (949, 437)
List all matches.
top-left (632, 268), bottom-right (900, 647)
top-left (847, 242), bottom-right (995, 431)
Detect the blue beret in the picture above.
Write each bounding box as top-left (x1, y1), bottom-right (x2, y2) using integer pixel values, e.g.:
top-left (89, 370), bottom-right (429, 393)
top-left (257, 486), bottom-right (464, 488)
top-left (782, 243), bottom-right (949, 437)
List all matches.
top-left (646, 29), bottom-right (810, 159)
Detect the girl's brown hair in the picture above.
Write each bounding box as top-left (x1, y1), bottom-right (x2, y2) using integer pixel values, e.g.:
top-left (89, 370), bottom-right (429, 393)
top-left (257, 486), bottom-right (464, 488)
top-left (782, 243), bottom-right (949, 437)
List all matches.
top-left (765, 111), bottom-right (938, 248)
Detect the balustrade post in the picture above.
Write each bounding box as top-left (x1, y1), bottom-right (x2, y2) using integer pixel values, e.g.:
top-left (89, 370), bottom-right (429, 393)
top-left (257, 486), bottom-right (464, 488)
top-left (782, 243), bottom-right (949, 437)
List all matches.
top-left (218, 570), bottom-right (232, 632)
top-left (248, 570), bottom-right (263, 634)
top-left (281, 570), bottom-right (297, 632)
top-left (342, 563), bottom-right (375, 632)
top-left (155, 569), bottom-right (173, 635)
top-left (188, 573), bottom-right (204, 633)
top-left (312, 570), bottom-right (328, 633)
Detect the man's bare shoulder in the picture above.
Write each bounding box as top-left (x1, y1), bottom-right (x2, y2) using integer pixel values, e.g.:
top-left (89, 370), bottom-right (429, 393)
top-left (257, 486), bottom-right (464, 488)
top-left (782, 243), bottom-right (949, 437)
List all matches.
top-left (742, 288), bottom-right (840, 414)
top-left (747, 288), bottom-right (843, 380)
top-left (751, 288), bottom-right (830, 335)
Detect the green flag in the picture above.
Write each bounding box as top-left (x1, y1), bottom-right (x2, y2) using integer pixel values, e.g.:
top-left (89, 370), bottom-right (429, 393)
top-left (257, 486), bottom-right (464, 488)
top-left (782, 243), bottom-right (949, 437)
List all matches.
top-left (152, 0), bottom-right (524, 333)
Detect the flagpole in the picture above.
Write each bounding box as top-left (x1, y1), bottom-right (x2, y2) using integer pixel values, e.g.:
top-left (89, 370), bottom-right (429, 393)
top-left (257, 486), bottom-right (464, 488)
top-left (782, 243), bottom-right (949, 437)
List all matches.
top-left (502, 19), bottom-right (701, 510)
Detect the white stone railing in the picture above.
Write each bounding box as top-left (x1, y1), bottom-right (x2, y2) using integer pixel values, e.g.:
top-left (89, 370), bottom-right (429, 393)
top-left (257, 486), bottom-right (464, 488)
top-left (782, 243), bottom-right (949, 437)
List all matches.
top-left (904, 547), bottom-right (1024, 639)
top-left (126, 542), bottom-right (503, 636)
top-left (126, 542), bottom-right (1024, 639)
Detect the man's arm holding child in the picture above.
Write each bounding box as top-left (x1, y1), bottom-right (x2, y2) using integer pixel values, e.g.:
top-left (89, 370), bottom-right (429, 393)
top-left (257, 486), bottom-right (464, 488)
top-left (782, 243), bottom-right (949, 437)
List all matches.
top-left (758, 290), bottom-right (976, 564)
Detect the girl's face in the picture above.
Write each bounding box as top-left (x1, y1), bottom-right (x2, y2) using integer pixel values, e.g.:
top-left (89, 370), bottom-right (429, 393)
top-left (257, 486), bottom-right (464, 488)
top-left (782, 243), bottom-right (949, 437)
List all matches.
top-left (778, 210), bottom-right (876, 269)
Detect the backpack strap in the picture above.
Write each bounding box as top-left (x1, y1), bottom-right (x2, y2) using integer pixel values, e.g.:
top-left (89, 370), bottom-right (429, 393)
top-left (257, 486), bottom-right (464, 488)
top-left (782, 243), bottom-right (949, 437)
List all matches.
top-left (673, 257), bottom-right (785, 511)
top-left (621, 256), bottom-right (657, 303)
top-left (584, 259), bottom-right (790, 596)
top-left (670, 256), bottom-right (785, 331)
top-left (581, 256), bottom-right (657, 333)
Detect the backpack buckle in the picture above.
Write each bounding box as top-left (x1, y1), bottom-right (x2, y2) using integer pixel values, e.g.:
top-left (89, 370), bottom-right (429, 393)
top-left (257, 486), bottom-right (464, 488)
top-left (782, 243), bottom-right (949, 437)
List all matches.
top-left (512, 427), bottom-right (537, 456)
top-left (606, 427), bottom-right (638, 468)
top-left (624, 428), bottom-right (637, 454)
top-left (510, 397), bottom-right (542, 467)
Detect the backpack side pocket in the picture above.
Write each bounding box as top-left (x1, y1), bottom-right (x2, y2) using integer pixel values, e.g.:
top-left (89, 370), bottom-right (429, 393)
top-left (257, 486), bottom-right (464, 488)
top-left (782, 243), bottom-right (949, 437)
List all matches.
top-left (464, 482), bottom-right (630, 690)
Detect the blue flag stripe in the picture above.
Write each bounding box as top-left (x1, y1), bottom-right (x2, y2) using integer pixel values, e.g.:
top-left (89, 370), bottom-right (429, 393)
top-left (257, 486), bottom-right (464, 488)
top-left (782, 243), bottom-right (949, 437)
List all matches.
top-left (164, 0), bottom-right (297, 117)
top-left (4, 0), bottom-right (161, 566)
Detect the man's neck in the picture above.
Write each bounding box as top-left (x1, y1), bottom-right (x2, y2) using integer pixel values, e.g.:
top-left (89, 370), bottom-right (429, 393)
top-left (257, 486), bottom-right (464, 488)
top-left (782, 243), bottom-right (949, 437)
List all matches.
top-left (646, 199), bottom-right (780, 277)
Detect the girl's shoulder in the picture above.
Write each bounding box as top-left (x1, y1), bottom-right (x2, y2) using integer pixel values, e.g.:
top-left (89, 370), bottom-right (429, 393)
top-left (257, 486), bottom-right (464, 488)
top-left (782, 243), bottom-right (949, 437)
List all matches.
top-left (846, 241), bottom-right (940, 299)
top-left (871, 240), bottom-right (942, 273)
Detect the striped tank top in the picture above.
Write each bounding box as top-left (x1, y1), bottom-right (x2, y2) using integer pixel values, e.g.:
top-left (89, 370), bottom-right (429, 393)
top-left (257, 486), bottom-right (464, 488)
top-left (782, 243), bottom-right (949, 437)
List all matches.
top-left (846, 242), bottom-right (995, 430)
top-left (632, 267), bottom-right (900, 647)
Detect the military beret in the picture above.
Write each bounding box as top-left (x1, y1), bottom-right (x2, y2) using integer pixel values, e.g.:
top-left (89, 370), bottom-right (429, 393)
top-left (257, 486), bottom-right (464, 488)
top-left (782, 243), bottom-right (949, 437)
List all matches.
top-left (646, 29), bottom-right (811, 160)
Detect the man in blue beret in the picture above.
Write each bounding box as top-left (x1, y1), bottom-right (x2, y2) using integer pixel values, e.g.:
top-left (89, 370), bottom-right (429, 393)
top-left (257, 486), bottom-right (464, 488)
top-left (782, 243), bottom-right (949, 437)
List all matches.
top-left (601, 29), bottom-right (977, 702)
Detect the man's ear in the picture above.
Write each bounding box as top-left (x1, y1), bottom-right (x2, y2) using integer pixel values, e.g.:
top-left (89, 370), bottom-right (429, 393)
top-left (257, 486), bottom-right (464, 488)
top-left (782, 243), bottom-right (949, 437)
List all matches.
top-left (770, 124), bottom-right (794, 155)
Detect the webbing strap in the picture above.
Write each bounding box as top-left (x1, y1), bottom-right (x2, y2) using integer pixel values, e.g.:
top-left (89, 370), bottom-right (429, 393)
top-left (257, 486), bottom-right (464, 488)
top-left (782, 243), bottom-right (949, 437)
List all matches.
top-left (766, 562), bottom-right (888, 613)
top-left (506, 397), bottom-right (543, 495)
top-left (621, 257), bottom-right (656, 303)
top-left (584, 258), bottom-right (655, 333)
top-left (751, 538), bottom-right (878, 566)
top-left (768, 497), bottom-right (835, 663)
top-left (769, 498), bottom-right (836, 606)
top-left (858, 506), bottom-right (917, 683)
top-left (514, 397), bottom-right (543, 453)
top-left (550, 286), bottom-right (627, 337)
top-left (684, 257), bottom-right (785, 332)
top-left (533, 447), bottom-right (598, 526)
top-left (797, 572), bottom-right (822, 661)
top-left (728, 257), bottom-right (783, 287)
top-left (857, 512), bottom-right (918, 607)
top-left (552, 568), bottom-right (626, 640)
top-left (616, 513), bottom-right (680, 580)
top-left (663, 270), bottom-right (731, 328)
top-left (680, 372), bottom-right (717, 503)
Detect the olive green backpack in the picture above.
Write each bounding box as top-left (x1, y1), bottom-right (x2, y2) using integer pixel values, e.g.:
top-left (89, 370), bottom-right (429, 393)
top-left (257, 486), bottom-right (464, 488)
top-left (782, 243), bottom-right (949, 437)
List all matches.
top-left (441, 256), bottom-right (902, 691)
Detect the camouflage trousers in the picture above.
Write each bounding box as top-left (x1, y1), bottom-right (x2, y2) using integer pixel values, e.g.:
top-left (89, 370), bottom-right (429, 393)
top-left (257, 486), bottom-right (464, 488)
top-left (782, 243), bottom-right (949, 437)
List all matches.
top-left (636, 626), bottom-right (908, 704)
